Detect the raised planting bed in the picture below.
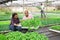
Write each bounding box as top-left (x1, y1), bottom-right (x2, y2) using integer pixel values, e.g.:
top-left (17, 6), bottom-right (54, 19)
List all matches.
top-left (0, 9), bottom-right (12, 21)
top-left (49, 25), bottom-right (60, 33)
top-left (0, 21), bottom-right (10, 31)
top-left (0, 32), bottom-right (48, 40)
top-left (41, 18), bottom-right (60, 26)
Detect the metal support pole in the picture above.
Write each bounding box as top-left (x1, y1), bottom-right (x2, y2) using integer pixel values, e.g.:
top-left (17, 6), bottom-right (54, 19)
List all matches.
top-left (23, 0), bottom-right (24, 14)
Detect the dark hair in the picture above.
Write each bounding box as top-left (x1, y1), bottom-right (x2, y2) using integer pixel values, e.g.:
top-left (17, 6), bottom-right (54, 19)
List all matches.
top-left (12, 13), bottom-right (19, 19)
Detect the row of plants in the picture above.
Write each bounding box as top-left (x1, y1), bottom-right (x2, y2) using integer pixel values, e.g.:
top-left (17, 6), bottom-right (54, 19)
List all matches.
top-left (50, 25), bottom-right (60, 31)
top-left (0, 8), bottom-right (24, 21)
top-left (0, 32), bottom-right (48, 40)
top-left (0, 15), bottom-right (11, 21)
top-left (0, 9), bottom-right (12, 21)
top-left (0, 14), bottom-right (23, 21)
top-left (41, 18), bottom-right (60, 26)
top-left (0, 21), bottom-right (10, 31)
top-left (0, 18), bottom-right (60, 31)
top-left (46, 10), bottom-right (60, 13)
top-left (0, 13), bottom-right (24, 21)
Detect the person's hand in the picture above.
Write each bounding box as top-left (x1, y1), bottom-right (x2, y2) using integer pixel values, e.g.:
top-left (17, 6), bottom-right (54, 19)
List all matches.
top-left (14, 24), bottom-right (16, 26)
top-left (14, 24), bottom-right (18, 26)
top-left (16, 23), bottom-right (22, 26)
top-left (16, 24), bottom-right (19, 26)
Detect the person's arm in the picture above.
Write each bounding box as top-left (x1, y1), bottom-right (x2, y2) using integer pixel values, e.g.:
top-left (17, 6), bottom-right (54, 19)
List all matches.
top-left (29, 14), bottom-right (34, 19)
top-left (17, 19), bottom-right (20, 24)
top-left (16, 19), bottom-right (22, 26)
top-left (23, 16), bottom-right (26, 20)
top-left (11, 19), bottom-right (14, 25)
top-left (31, 14), bottom-right (33, 18)
top-left (11, 19), bottom-right (17, 26)
top-left (15, 19), bottom-right (20, 26)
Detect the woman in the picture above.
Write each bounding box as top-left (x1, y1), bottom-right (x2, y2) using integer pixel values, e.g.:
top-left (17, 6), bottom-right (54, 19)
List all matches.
top-left (10, 13), bottom-right (22, 31)
top-left (23, 10), bottom-right (33, 20)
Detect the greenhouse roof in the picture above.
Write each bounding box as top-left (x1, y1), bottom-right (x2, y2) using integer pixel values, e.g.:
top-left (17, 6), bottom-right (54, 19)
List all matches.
top-left (0, 0), bottom-right (46, 7)
top-left (0, 0), bottom-right (58, 7)
top-left (52, 1), bottom-right (60, 6)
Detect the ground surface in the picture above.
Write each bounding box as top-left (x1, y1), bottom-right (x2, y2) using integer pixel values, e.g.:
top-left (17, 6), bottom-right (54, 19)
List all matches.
top-left (35, 27), bottom-right (60, 40)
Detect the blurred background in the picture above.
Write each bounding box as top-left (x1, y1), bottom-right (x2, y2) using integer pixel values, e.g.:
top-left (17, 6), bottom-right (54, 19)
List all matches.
top-left (0, 0), bottom-right (60, 20)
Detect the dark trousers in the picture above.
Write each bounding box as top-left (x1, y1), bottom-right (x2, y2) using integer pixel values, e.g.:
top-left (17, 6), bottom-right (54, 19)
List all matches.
top-left (41, 10), bottom-right (46, 18)
top-left (10, 25), bottom-right (22, 31)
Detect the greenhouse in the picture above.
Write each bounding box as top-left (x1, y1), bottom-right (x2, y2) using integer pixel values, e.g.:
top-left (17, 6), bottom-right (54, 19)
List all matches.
top-left (0, 0), bottom-right (60, 40)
